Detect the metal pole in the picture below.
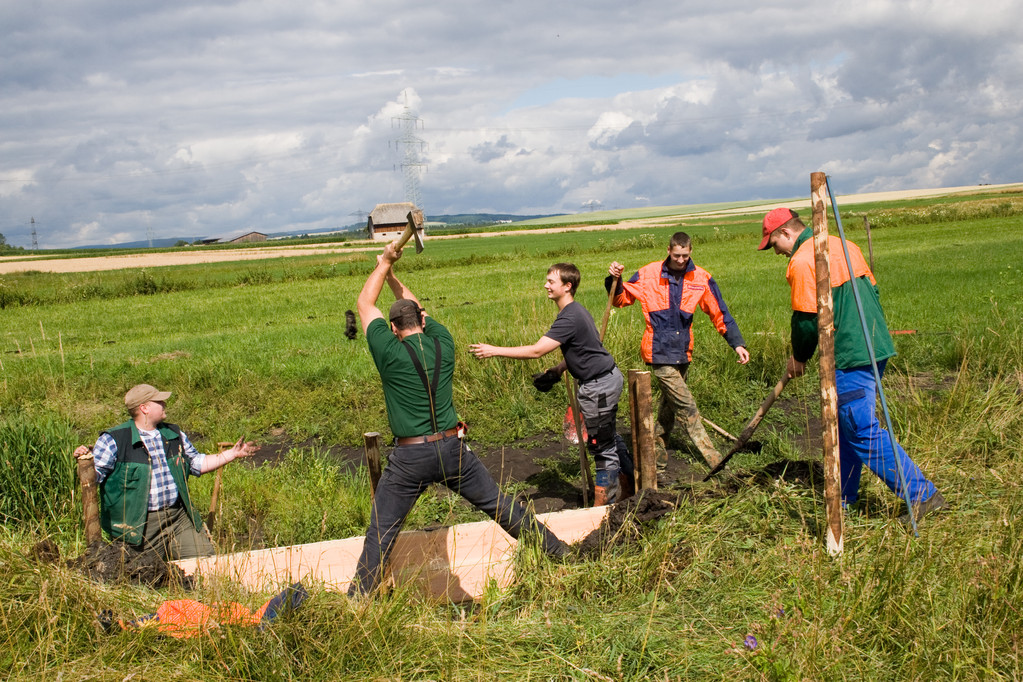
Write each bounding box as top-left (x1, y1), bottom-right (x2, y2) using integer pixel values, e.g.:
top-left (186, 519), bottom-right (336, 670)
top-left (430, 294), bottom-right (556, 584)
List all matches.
top-left (811, 172), bottom-right (844, 556)
top-left (825, 177), bottom-right (918, 536)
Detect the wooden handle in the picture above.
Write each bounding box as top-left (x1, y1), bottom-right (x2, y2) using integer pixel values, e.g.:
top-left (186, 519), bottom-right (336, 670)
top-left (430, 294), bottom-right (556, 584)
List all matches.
top-left (598, 275), bottom-right (619, 341)
top-left (704, 373), bottom-right (789, 480)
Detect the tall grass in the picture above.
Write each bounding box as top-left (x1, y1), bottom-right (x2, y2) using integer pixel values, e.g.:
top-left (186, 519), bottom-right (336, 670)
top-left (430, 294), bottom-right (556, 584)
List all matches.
top-left (1, 192), bottom-right (1022, 678)
top-left (0, 414), bottom-right (77, 526)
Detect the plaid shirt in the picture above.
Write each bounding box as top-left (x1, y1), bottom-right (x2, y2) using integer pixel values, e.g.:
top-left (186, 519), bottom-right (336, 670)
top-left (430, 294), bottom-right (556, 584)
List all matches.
top-left (93, 428), bottom-right (206, 511)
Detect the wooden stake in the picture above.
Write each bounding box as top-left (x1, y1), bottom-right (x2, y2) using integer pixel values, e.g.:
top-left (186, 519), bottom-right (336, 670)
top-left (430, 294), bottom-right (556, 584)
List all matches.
top-left (812, 172), bottom-right (844, 556)
top-left (363, 432), bottom-right (382, 497)
top-left (564, 375), bottom-right (593, 506)
top-left (863, 215), bottom-right (874, 272)
top-left (206, 441), bottom-right (234, 529)
top-left (73, 450), bottom-right (102, 545)
top-left (628, 369), bottom-right (657, 491)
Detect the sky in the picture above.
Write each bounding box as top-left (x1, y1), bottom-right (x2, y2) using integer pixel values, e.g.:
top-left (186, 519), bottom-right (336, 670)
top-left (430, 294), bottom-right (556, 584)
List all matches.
top-left (2, 1), bottom-right (1021, 249)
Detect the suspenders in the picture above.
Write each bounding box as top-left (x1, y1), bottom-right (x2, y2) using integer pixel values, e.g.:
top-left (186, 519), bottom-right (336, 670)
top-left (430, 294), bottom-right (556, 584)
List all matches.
top-left (403, 337), bottom-right (442, 433)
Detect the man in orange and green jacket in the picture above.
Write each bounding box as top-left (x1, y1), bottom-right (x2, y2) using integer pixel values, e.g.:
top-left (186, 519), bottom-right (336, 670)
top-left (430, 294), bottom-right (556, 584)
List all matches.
top-left (760, 207), bottom-right (946, 526)
top-left (607, 231), bottom-right (749, 469)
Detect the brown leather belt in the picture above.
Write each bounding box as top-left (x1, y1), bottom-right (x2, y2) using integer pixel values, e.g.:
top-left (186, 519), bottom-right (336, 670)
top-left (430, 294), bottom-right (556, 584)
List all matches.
top-left (396, 426), bottom-right (460, 446)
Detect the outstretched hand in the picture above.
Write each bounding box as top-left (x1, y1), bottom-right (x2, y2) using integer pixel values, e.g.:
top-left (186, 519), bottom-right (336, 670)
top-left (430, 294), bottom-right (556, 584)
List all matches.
top-left (735, 346), bottom-right (750, 364)
top-left (226, 437), bottom-right (259, 460)
top-left (469, 343), bottom-right (496, 359)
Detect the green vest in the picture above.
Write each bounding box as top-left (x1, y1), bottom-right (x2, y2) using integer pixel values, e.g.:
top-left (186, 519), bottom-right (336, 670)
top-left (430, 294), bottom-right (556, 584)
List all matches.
top-left (99, 420), bottom-right (203, 545)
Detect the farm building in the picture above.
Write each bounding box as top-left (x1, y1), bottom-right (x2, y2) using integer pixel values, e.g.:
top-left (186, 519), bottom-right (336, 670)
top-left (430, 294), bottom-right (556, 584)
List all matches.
top-left (367, 203), bottom-right (422, 241)
top-left (229, 231), bottom-right (268, 244)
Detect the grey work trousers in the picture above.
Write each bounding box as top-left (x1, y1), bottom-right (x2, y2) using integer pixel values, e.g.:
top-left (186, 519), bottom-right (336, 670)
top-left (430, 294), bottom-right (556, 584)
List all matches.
top-left (575, 367), bottom-right (633, 499)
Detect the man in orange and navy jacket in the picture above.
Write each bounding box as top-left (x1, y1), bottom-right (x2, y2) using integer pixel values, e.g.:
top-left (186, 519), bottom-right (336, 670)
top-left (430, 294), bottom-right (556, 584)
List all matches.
top-left (607, 231), bottom-right (749, 469)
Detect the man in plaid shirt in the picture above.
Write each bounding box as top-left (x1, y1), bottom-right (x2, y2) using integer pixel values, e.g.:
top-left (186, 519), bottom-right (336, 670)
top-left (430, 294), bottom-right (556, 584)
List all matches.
top-left (74, 384), bottom-right (257, 560)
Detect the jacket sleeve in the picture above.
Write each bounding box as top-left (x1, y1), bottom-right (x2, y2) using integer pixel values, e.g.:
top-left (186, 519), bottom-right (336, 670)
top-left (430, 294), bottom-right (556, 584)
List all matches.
top-left (700, 277), bottom-right (746, 349)
top-left (790, 311), bottom-right (818, 363)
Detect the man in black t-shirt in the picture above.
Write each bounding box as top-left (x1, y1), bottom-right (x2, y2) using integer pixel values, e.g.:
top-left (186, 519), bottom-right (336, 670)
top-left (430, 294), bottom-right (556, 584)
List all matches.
top-left (471, 263), bottom-right (634, 505)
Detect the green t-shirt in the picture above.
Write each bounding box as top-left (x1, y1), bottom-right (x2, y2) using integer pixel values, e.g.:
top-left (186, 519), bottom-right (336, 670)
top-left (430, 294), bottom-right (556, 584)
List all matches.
top-left (366, 316), bottom-right (458, 438)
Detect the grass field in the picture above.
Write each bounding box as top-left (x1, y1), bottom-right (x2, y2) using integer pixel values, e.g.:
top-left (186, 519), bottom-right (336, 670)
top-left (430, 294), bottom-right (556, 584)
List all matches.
top-left (2, 189), bottom-right (1022, 679)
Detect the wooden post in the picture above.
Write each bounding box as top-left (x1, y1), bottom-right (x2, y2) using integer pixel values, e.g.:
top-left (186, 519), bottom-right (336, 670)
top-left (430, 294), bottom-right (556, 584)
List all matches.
top-left (628, 369), bottom-right (657, 491)
top-left (811, 172), bottom-right (844, 556)
top-left (73, 450), bottom-right (102, 545)
top-left (564, 375), bottom-right (593, 507)
top-left (363, 432), bottom-right (383, 497)
top-left (863, 215), bottom-right (874, 272)
top-left (206, 441), bottom-right (235, 529)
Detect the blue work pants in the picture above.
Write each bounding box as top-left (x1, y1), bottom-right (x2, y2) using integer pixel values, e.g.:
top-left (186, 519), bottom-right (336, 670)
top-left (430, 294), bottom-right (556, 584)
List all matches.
top-left (836, 361), bottom-right (936, 506)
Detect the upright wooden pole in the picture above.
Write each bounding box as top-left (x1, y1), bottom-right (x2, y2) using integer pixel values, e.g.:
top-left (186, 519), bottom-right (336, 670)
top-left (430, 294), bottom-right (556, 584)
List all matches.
top-left (205, 441), bottom-right (234, 529)
top-left (628, 369), bottom-right (657, 491)
top-left (863, 215), bottom-right (874, 272)
top-left (363, 432), bottom-right (383, 497)
top-left (564, 375), bottom-right (593, 507)
top-left (811, 172), bottom-right (844, 556)
top-left (73, 450), bottom-right (102, 545)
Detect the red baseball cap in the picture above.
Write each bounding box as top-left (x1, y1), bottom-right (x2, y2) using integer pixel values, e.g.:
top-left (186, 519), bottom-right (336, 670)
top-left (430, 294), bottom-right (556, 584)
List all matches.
top-left (758, 207), bottom-right (799, 250)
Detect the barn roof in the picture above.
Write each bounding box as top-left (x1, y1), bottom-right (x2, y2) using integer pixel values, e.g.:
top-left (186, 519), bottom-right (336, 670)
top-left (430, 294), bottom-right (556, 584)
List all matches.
top-left (369, 202), bottom-right (417, 226)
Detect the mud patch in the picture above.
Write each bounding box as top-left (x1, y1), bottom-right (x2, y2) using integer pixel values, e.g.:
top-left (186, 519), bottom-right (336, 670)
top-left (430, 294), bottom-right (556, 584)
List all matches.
top-left (65, 541), bottom-right (191, 589)
top-left (574, 490), bottom-right (689, 558)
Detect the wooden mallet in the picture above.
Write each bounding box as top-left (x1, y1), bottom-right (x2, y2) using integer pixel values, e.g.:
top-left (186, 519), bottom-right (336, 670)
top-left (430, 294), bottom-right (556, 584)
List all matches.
top-left (394, 209), bottom-right (426, 253)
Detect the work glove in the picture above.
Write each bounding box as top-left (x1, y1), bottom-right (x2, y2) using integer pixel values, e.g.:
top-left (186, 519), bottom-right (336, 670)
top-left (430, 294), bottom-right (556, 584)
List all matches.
top-left (532, 369), bottom-right (561, 393)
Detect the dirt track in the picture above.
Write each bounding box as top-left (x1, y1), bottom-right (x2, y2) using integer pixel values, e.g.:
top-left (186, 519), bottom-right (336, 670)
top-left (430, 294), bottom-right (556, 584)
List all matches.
top-left (3, 183), bottom-right (1016, 275)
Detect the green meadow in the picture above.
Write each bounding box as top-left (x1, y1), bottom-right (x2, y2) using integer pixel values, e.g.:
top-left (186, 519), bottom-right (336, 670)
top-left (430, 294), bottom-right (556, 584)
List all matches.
top-left (2, 189), bottom-right (1023, 679)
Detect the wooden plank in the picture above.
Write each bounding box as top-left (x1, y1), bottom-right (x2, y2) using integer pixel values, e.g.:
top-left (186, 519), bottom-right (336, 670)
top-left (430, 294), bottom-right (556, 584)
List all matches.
top-left (173, 505), bottom-right (609, 602)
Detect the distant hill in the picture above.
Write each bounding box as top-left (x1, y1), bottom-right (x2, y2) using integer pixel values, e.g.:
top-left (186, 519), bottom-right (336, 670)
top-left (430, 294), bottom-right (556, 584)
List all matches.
top-left (73, 213), bottom-right (559, 249)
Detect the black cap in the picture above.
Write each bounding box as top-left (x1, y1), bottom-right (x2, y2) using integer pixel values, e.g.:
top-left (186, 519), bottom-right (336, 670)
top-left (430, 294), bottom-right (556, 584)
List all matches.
top-left (389, 298), bottom-right (420, 322)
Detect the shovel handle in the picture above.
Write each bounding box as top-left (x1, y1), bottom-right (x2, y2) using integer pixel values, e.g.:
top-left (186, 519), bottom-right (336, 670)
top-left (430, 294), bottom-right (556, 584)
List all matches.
top-left (704, 374), bottom-right (789, 481)
top-left (599, 275), bottom-right (619, 342)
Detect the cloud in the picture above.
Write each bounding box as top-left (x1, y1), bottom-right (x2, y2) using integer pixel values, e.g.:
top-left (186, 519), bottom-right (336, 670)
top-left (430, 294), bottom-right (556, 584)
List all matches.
top-left (1, 0), bottom-right (1021, 247)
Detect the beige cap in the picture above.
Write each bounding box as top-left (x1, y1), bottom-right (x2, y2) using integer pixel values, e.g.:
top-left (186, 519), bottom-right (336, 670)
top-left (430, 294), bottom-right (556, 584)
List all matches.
top-left (124, 384), bottom-right (172, 411)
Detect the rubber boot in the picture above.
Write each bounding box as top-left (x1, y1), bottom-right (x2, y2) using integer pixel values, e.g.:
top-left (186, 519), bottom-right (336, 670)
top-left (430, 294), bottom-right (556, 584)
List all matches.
top-left (593, 469), bottom-right (619, 506)
top-left (685, 414), bottom-right (723, 469)
top-left (618, 471), bottom-right (635, 501)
